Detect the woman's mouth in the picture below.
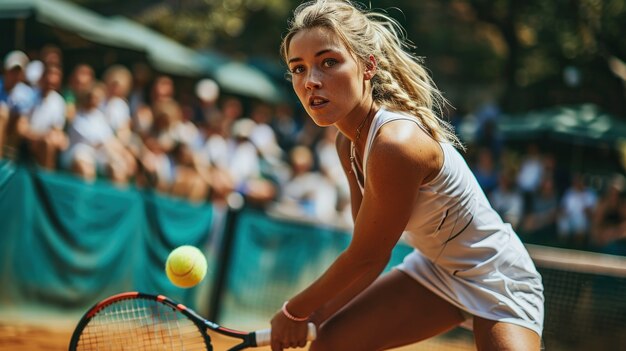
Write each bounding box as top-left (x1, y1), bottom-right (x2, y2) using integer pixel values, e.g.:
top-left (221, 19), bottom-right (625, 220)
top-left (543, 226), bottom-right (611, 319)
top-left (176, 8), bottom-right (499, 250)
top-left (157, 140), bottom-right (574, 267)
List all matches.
top-left (309, 96), bottom-right (329, 109)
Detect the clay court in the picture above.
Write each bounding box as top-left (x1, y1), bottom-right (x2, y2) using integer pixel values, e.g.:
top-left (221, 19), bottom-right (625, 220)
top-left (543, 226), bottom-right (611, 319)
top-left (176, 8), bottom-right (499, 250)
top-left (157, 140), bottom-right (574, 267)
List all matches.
top-left (0, 318), bottom-right (476, 351)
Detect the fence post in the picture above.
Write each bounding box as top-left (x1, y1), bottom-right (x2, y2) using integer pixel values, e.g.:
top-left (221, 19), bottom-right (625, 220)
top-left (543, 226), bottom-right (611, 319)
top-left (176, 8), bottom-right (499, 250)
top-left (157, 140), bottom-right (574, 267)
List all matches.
top-left (208, 192), bottom-right (245, 322)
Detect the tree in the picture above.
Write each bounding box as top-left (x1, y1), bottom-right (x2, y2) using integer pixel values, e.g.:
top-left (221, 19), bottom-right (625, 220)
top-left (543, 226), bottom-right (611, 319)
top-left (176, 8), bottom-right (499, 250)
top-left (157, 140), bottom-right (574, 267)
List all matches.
top-left (70, 0), bottom-right (292, 52)
top-left (68, 0), bottom-right (626, 115)
top-left (444, 0), bottom-right (626, 114)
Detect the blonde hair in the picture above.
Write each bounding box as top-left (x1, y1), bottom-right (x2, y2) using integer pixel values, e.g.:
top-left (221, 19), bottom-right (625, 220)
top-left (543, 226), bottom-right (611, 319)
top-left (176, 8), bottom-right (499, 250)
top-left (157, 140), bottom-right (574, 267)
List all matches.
top-left (103, 64), bottom-right (132, 97)
top-left (281, 0), bottom-right (462, 149)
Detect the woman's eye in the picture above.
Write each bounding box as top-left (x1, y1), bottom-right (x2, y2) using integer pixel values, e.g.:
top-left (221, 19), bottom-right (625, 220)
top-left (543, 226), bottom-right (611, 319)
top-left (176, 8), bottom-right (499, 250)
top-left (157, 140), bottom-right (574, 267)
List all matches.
top-left (291, 65), bottom-right (305, 74)
top-left (323, 58), bottom-right (338, 68)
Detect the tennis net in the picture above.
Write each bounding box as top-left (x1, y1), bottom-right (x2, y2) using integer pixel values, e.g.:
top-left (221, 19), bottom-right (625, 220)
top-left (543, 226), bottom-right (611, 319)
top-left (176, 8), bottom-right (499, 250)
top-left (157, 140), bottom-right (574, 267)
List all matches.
top-left (216, 208), bottom-right (626, 350)
top-left (527, 244), bottom-right (626, 351)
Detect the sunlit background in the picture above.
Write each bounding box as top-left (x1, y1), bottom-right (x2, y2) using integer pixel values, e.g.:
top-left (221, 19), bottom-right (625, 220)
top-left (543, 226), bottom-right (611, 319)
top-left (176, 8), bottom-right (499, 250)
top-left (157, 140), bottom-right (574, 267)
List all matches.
top-left (1, 0), bottom-right (625, 350)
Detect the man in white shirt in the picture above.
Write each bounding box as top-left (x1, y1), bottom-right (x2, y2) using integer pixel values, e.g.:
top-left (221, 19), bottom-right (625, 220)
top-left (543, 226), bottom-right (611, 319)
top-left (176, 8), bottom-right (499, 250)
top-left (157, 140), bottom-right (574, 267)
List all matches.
top-left (0, 50), bottom-right (36, 159)
top-left (17, 64), bottom-right (68, 169)
top-left (558, 173), bottom-right (598, 248)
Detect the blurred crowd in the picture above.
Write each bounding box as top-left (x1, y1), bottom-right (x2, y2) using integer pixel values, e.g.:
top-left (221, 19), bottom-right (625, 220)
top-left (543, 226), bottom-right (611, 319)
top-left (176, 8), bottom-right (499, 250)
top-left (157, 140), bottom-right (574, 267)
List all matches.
top-left (1, 46), bottom-right (625, 255)
top-left (0, 47), bottom-right (352, 227)
top-left (468, 139), bottom-right (626, 256)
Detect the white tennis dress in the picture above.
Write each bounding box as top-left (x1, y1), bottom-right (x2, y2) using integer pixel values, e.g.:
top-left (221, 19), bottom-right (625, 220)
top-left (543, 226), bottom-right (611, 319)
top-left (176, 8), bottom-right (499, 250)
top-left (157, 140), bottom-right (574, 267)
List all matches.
top-left (355, 108), bottom-right (544, 336)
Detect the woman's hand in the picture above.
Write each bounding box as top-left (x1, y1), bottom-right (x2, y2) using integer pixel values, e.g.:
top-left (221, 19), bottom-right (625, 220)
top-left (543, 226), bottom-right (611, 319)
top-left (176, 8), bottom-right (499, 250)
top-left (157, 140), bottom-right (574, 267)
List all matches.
top-left (270, 310), bottom-right (312, 351)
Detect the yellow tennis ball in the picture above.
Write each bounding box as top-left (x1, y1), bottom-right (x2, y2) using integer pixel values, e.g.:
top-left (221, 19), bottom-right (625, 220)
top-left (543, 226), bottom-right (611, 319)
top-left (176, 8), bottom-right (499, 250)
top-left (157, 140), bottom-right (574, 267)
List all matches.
top-left (165, 245), bottom-right (207, 288)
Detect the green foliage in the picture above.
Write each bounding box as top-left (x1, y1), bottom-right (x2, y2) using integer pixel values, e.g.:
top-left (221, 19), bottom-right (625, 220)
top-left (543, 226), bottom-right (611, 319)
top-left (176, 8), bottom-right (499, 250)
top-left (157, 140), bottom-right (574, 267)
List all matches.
top-left (69, 0), bottom-right (292, 50)
top-left (67, 0), bottom-right (626, 114)
top-left (137, 0), bottom-right (291, 50)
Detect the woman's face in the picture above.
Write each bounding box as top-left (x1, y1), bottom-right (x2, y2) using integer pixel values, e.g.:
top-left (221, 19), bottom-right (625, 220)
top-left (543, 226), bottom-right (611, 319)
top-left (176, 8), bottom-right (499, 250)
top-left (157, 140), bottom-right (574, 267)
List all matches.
top-left (287, 27), bottom-right (367, 127)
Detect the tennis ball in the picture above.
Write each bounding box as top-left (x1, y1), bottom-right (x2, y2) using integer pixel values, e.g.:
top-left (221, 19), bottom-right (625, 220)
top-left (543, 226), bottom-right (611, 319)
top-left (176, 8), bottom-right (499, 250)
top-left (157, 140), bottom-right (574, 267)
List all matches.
top-left (165, 245), bottom-right (207, 288)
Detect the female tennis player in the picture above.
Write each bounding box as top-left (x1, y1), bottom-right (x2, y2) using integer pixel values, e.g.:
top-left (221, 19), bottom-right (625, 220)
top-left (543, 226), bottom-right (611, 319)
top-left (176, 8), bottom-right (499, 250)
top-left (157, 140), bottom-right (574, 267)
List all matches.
top-left (270, 1), bottom-right (544, 350)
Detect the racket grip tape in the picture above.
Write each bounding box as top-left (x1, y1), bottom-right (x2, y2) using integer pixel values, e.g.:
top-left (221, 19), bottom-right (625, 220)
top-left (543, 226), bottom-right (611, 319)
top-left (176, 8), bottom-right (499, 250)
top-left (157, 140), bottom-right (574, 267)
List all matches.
top-left (254, 322), bottom-right (317, 346)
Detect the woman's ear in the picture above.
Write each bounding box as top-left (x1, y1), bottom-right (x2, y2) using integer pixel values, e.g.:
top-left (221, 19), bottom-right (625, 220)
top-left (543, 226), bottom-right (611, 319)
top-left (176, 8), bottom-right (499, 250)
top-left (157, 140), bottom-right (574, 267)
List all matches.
top-left (364, 54), bottom-right (377, 80)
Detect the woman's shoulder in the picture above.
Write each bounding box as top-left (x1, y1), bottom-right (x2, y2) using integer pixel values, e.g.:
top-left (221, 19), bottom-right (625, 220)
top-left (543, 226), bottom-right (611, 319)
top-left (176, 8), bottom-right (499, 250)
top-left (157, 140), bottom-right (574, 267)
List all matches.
top-left (369, 112), bottom-right (443, 182)
top-left (374, 114), bottom-right (439, 155)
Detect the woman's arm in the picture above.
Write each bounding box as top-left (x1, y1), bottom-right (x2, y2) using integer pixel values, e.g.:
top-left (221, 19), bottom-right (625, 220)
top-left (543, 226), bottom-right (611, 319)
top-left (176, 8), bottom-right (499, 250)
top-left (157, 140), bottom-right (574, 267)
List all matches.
top-left (286, 120), bottom-right (440, 317)
top-left (307, 132), bottom-right (370, 324)
top-left (271, 120), bottom-right (443, 337)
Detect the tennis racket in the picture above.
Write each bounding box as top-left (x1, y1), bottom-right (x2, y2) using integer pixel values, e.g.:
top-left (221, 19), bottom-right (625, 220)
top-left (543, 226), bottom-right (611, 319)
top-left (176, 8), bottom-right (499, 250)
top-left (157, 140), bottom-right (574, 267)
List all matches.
top-left (68, 291), bottom-right (316, 351)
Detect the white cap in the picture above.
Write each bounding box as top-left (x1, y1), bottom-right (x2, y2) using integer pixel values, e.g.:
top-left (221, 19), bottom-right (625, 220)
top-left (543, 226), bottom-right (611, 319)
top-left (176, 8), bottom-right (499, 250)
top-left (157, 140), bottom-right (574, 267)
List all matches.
top-left (232, 118), bottom-right (256, 139)
top-left (4, 50), bottom-right (29, 70)
top-left (25, 60), bottom-right (44, 85)
top-left (195, 78), bottom-right (220, 102)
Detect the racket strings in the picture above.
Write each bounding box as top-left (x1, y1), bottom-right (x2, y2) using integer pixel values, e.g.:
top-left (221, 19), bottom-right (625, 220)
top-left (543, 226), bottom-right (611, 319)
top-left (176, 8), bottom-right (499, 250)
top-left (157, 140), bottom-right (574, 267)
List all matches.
top-left (76, 298), bottom-right (208, 350)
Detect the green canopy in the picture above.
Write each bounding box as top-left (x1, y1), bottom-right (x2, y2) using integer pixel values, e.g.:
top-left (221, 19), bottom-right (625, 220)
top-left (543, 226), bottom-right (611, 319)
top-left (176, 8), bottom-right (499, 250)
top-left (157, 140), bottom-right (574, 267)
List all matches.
top-left (107, 16), bottom-right (208, 77)
top-left (0, 0), bottom-right (284, 102)
top-left (0, 0), bottom-right (143, 51)
top-left (497, 104), bottom-right (626, 147)
top-left (197, 51), bottom-right (285, 103)
top-left (458, 104), bottom-right (626, 148)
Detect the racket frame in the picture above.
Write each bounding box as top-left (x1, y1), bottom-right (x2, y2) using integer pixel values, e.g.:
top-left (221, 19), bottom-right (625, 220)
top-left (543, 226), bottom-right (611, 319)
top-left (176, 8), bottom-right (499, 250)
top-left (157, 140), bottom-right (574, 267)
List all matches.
top-left (68, 291), bottom-right (263, 351)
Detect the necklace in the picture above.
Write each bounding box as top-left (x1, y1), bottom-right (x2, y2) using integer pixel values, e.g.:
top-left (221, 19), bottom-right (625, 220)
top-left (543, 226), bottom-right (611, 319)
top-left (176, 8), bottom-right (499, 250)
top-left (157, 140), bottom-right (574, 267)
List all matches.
top-left (354, 108), bottom-right (371, 144)
top-left (349, 103), bottom-right (375, 177)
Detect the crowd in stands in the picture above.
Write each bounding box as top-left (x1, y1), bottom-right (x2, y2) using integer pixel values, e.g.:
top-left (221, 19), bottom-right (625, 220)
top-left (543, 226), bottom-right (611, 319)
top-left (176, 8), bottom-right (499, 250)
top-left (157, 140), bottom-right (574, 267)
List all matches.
top-left (1, 46), bottom-right (625, 255)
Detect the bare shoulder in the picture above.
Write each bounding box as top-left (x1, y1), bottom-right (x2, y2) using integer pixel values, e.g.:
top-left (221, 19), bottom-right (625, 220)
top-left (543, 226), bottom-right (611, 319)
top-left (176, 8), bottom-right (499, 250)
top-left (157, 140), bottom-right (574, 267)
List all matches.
top-left (368, 118), bottom-right (443, 185)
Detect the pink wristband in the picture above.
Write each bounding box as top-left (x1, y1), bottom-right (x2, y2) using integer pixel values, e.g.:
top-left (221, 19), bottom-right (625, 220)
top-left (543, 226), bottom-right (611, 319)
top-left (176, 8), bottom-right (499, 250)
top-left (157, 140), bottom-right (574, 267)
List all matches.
top-left (281, 301), bottom-right (309, 322)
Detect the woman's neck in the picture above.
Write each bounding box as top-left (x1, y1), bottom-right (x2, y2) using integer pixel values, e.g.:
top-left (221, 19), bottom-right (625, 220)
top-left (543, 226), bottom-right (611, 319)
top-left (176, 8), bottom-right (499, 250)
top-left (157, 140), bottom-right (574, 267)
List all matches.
top-left (338, 99), bottom-right (378, 147)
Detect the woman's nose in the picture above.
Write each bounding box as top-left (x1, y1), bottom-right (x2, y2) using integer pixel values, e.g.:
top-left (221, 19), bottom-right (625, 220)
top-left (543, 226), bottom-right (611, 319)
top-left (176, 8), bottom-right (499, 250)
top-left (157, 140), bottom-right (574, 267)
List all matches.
top-left (304, 69), bottom-right (322, 90)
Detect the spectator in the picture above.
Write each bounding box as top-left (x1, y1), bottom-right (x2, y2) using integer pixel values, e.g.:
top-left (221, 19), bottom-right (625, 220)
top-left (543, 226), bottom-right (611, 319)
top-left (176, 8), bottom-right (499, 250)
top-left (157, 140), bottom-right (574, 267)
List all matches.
top-left (61, 83), bottom-right (136, 184)
top-left (517, 143), bottom-right (543, 191)
top-left (601, 194), bottom-right (626, 256)
top-left (25, 59), bottom-right (44, 87)
top-left (222, 96), bottom-right (245, 129)
top-left (128, 63), bottom-right (154, 137)
top-left (272, 102), bottom-right (300, 152)
top-left (169, 141), bottom-right (212, 202)
top-left (474, 102), bottom-right (504, 158)
top-left (200, 109), bottom-right (236, 203)
top-left (249, 102), bottom-right (284, 164)
top-left (557, 173), bottom-right (597, 249)
top-left (0, 50), bottom-right (36, 159)
top-left (472, 147), bottom-right (499, 197)
top-left (315, 125), bottom-right (351, 226)
top-left (102, 65), bottom-right (133, 145)
top-left (144, 97), bottom-right (207, 189)
top-left (198, 96), bottom-right (249, 201)
top-left (227, 118), bottom-right (277, 207)
top-left (39, 44), bottom-right (63, 67)
top-left (193, 78), bottom-right (221, 131)
top-left (16, 64), bottom-right (68, 170)
top-left (541, 152), bottom-right (570, 198)
top-left (150, 75), bottom-right (175, 105)
top-left (138, 75), bottom-right (178, 139)
top-left (489, 170), bottom-right (524, 230)
top-left (521, 176), bottom-right (559, 245)
top-left (517, 143), bottom-right (544, 214)
top-left (132, 76), bottom-right (178, 188)
top-left (295, 112), bottom-right (324, 148)
top-left (63, 63), bottom-right (95, 123)
top-left (128, 62), bottom-right (152, 116)
top-left (316, 125), bottom-right (347, 192)
top-left (272, 145), bottom-right (338, 223)
top-left (591, 174), bottom-right (626, 251)
top-left (140, 99), bottom-right (189, 191)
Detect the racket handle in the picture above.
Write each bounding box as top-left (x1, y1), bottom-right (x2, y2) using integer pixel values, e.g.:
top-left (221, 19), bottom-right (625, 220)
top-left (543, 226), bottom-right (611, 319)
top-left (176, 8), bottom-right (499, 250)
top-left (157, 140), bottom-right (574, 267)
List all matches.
top-left (254, 322), bottom-right (317, 347)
